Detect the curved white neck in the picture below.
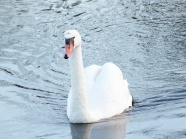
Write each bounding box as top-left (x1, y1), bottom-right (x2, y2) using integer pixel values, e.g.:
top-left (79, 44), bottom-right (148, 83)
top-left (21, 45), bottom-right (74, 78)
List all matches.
top-left (68, 46), bottom-right (90, 123)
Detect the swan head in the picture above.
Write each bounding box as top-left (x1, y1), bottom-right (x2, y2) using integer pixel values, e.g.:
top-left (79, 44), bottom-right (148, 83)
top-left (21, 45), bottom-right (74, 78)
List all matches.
top-left (64, 30), bottom-right (81, 59)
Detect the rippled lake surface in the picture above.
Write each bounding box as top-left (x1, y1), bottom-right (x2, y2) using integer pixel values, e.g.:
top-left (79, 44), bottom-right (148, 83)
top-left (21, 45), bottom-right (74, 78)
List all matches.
top-left (0, 0), bottom-right (186, 138)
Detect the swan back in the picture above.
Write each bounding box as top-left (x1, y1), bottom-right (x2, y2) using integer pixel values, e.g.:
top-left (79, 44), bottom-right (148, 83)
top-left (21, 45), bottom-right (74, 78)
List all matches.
top-left (85, 63), bottom-right (132, 120)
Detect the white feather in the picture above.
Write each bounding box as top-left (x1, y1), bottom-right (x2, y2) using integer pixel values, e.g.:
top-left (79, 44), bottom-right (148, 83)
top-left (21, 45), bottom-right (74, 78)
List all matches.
top-left (65, 30), bottom-right (132, 123)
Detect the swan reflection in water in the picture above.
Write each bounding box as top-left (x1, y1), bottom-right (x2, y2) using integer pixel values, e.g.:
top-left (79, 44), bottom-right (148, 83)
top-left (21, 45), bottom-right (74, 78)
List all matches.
top-left (70, 115), bottom-right (129, 139)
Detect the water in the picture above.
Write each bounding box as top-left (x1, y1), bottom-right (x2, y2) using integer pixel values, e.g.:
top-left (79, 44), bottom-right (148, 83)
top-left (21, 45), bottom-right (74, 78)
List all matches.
top-left (0, 0), bottom-right (186, 138)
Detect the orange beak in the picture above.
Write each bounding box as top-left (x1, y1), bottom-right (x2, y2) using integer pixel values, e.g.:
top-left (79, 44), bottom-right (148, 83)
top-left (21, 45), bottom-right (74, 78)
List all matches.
top-left (64, 39), bottom-right (74, 59)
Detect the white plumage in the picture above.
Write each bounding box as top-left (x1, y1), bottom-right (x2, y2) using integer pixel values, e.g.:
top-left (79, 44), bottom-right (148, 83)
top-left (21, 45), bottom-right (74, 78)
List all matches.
top-left (64, 30), bottom-right (132, 123)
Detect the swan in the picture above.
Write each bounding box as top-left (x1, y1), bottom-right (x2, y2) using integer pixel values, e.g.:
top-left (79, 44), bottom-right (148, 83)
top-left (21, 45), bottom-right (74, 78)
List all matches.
top-left (64, 30), bottom-right (133, 123)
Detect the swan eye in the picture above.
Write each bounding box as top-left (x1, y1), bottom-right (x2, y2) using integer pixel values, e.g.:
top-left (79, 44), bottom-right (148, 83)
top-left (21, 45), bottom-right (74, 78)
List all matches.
top-left (65, 37), bottom-right (75, 47)
top-left (65, 39), bottom-right (70, 45)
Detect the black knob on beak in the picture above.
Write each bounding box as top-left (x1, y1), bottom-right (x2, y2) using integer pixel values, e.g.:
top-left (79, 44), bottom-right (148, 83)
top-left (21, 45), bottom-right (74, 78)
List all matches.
top-left (64, 54), bottom-right (68, 59)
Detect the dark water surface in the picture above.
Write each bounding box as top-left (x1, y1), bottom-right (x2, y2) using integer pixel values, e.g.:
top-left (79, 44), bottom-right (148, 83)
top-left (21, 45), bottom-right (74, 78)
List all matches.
top-left (0, 0), bottom-right (186, 138)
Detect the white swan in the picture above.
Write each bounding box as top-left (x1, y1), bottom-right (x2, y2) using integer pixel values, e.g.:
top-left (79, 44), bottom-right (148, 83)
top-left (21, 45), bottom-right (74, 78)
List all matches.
top-left (64, 30), bottom-right (133, 123)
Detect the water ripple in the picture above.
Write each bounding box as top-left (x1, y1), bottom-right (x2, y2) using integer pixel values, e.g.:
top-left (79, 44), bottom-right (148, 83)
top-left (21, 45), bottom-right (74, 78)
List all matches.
top-left (0, 0), bottom-right (186, 138)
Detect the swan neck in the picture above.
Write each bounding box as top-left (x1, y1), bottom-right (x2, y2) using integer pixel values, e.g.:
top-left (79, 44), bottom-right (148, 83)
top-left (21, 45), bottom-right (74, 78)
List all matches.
top-left (68, 46), bottom-right (90, 123)
top-left (69, 46), bottom-right (84, 88)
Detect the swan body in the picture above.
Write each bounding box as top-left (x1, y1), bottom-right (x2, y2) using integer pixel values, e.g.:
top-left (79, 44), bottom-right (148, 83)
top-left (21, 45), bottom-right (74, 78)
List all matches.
top-left (64, 30), bottom-right (132, 123)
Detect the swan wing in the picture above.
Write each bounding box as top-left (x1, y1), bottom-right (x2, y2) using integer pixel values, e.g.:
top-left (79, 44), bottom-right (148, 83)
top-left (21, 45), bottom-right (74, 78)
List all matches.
top-left (86, 62), bottom-right (132, 120)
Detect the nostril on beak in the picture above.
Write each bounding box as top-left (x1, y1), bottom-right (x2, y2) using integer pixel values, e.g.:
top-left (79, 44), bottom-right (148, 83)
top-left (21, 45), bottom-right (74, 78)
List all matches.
top-left (64, 54), bottom-right (68, 59)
